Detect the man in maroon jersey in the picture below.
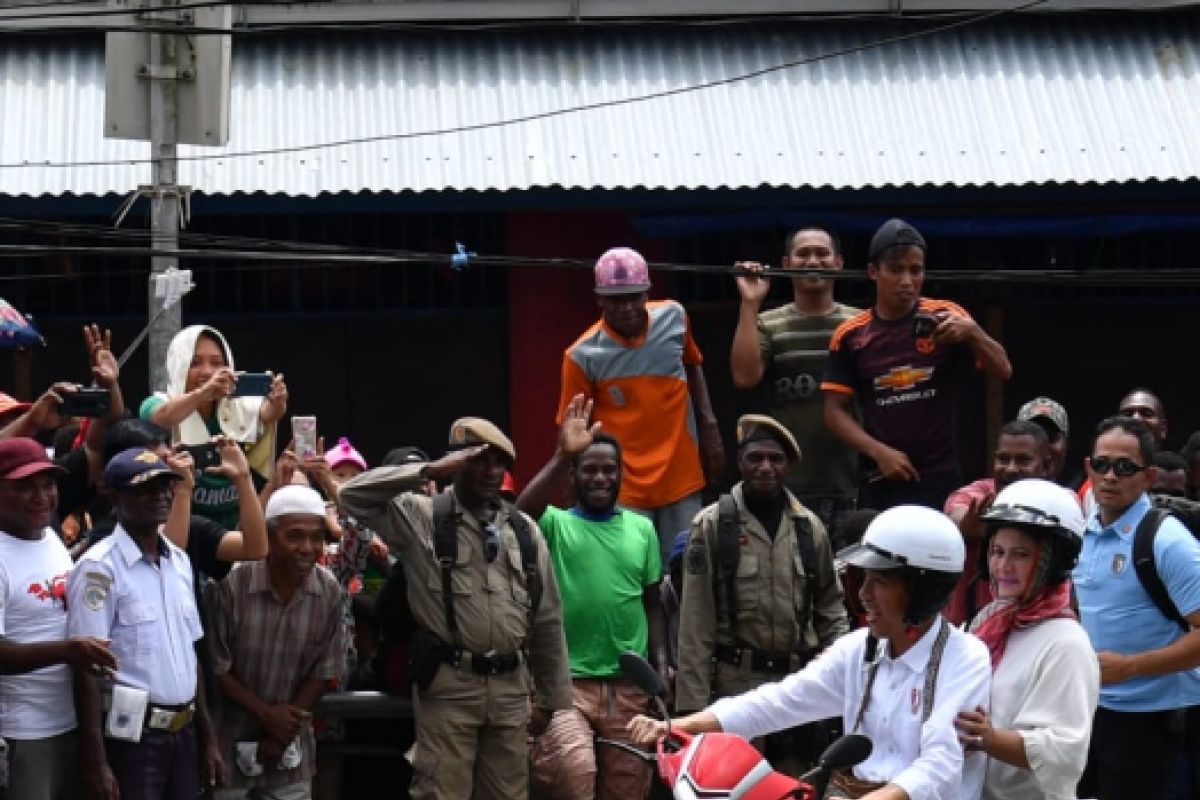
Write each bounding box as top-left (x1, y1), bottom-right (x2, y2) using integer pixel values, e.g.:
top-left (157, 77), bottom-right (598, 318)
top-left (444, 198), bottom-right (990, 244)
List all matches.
top-left (821, 219), bottom-right (1012, 511)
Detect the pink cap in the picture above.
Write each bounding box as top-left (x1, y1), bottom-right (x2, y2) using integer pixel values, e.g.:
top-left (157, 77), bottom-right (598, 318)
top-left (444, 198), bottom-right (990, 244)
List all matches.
top-left (325, 436), bottom-right (367, 472)
top-left (594, 247), bottom-right (651, 295)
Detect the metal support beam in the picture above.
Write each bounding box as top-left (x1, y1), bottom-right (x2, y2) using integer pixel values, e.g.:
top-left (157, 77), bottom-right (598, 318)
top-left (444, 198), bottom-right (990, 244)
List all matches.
top-left (1, 1), bottom-right (1192, 29)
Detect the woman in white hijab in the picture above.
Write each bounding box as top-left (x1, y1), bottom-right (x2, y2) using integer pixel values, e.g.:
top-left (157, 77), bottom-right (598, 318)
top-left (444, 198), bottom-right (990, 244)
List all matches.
top-left (139, 325), bottom-right (287, 527)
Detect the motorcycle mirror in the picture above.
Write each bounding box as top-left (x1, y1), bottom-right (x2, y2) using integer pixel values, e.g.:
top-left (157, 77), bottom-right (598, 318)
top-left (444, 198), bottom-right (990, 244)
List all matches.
top-left (818, 734), bottom-right (873, 770)
top-left (619, 651), bottom-right (666, 698)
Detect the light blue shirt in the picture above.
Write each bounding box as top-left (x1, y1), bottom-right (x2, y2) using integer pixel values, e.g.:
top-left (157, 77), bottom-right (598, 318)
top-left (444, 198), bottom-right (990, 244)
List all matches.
top-left (68, 525), bottom-right (203, 705)
top-left (1073, 494), bottom-right (1200, 711)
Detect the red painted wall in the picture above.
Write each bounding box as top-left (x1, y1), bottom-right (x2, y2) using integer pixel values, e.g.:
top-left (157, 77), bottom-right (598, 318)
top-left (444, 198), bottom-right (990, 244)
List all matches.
top-left (505, 210), bottom-right (667, 488)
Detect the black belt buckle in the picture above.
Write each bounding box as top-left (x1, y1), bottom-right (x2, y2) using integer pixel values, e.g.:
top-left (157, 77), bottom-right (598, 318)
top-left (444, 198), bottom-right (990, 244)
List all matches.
top-left (713, 645), bottom-right (742, 667)
top-left (752, 651), bottom-right (792, 674)
top-left (470, 651), bottom-right (519, 675)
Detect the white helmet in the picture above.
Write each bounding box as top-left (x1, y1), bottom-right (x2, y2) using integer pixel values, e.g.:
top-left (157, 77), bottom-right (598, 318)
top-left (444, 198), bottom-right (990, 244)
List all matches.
top-left (982, 478), bottom-right (1084, 541)
top-left (842, 505), bottom-right (965, 575)
top-left (980, 478), bottom-right (1084, 583)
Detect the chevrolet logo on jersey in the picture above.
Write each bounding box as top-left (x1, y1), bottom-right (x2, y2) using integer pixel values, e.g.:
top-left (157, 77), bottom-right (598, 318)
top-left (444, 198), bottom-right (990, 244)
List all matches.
top-left (874, 365), bottom-right (935, 392)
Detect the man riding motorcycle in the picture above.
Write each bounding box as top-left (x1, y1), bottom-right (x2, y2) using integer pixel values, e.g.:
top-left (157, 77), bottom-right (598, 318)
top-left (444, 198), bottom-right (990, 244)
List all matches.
top-left (629, 505), bottom-right (991, 800)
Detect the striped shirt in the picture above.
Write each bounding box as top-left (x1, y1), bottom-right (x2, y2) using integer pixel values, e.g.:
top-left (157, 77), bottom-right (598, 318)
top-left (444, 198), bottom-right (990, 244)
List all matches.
top-left (758, 302), bottom-right (860, 500)
top-left (558, 300), bottom-right (705, 509)
top-left (208, 561), bottom-right (346, 789)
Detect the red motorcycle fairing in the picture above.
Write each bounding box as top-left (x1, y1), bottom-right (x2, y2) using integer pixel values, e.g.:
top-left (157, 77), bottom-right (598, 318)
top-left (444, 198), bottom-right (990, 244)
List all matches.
top-left (657, 730), bottom-right (805, 800)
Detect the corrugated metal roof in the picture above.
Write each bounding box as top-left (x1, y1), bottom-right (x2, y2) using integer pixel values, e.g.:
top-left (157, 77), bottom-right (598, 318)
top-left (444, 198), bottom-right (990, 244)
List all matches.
top-left (2, 15), bottom-right (1199, 197)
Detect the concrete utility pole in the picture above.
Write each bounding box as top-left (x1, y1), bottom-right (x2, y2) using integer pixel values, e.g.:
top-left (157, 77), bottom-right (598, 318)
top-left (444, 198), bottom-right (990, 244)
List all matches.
top-left (147, 0), bottom-right (182, 393)
top-left (105, 2), bottom-right (228, 389)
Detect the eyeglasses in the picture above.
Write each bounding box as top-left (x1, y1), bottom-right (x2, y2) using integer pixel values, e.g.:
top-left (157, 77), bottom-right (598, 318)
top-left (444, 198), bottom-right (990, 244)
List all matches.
top-left (1088, 456), bottom-right (1146, 478)
top-left (483, 523), bottom-right (501, 563)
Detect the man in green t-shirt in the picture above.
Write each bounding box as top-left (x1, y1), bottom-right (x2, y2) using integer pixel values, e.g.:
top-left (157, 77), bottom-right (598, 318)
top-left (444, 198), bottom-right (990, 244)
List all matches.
top-left (730, 226), bottom-right (861, 550)
top-left (520, 394), bottom-right (667, 800)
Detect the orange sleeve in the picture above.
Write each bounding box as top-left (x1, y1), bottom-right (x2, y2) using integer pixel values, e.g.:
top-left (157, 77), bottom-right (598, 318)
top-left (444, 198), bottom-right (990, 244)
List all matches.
top-left (557, 353), bottom-right (593, 425)
top-left (927, 299), bottom-right (973, 320)
top-left (682, 308), bottom-right (703, 366)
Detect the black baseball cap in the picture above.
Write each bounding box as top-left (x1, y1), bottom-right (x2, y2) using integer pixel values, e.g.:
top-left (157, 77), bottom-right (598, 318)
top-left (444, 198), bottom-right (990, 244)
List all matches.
top-left (869, 218), bottom-right (927, 263)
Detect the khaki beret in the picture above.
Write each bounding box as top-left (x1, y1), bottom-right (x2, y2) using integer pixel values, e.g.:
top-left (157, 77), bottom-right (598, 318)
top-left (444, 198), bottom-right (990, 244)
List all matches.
top-left (448, 417), bottom-right (516, 462)
top-left (736, 414), bottom-right (801, 463)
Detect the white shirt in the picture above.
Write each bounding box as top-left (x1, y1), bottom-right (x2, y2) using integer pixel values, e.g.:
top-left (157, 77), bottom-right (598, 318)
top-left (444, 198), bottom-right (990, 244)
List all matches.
top-left (0, 529), bottom-right (76, 738)
top-left (981, 618), bottom-right (1098, 800)
top-left (711, 619), bottom-right (990, 800)
top-left (67, 525), bottom-right (203, 705)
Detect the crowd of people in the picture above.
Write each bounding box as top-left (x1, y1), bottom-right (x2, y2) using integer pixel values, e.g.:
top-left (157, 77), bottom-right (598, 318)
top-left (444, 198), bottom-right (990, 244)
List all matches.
top-left (0, 217), bottom-right (1198, 800)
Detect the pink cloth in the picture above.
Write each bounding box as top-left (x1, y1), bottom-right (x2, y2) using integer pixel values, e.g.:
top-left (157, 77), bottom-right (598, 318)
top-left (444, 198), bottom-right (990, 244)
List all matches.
top-left (972, 581), bottom-right (1076, 669)
top-left (325, 436), bottom-right (367, 472)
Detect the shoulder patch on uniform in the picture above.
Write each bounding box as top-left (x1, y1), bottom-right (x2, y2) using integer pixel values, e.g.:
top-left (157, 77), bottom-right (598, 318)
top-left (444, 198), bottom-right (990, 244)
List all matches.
top-left (686, 540), bottom-right (708, 575)
top-left (83, 573), bottom-right (109, 610)
top-left (85, 571), bottom-right (112, 588)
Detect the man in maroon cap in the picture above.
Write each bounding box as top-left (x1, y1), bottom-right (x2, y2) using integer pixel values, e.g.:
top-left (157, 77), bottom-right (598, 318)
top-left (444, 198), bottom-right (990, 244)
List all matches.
top-left (0, 437), bottom-right (116, 800)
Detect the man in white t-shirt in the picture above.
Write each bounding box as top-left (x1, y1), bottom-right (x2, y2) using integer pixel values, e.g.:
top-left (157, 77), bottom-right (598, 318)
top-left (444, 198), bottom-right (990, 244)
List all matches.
top-left (0, 438), bottom-right (115, 800)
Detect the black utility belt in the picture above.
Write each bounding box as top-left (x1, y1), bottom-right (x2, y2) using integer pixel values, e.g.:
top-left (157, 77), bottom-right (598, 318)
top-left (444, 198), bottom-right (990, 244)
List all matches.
top-left (713, 644), bottom-right (797, 675)
top-left (439, 647), bottom-right (523, 676)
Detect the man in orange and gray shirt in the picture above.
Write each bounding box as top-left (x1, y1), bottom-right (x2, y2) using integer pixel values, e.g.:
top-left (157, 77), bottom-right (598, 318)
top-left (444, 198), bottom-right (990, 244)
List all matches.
top-left (558, 247), bottom-right (724, 561)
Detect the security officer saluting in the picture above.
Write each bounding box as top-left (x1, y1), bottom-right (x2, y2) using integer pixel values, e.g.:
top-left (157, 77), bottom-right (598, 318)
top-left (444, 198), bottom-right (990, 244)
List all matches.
top-left (676, 415), bottom-right (848, 774)
top-left (338, 418), bottom-right (571, 800)
top-left (68, 447), bottom-right (225, 800)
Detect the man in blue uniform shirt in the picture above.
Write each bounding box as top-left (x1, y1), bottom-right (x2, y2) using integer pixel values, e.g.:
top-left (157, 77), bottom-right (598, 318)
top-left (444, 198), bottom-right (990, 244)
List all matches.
top-left (68, 448), bottom-right (225, 799)
top-left (1074, 416), bottom-right (1200, 800)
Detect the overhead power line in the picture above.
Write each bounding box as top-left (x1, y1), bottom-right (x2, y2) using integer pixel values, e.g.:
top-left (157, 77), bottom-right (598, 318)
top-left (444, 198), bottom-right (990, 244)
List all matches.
top-left (2, 215), bottom-right (1198, 285)
top-left (2, 239), bottom-right (1200, 285)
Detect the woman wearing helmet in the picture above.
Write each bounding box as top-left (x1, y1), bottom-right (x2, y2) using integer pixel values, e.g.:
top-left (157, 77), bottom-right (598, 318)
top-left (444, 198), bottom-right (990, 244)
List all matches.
top-left (629, 505), bottom-right (990, 800)
top-left (953, 479), bottom-right (1099, 800)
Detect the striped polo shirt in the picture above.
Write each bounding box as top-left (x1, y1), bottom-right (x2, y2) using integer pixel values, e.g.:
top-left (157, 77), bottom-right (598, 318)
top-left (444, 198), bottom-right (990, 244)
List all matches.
top-left (758, 301), bottom-right (860, 500)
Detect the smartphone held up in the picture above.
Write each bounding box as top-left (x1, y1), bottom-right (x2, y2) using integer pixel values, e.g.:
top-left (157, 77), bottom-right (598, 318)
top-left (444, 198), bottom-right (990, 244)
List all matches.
top-left (292, 416), bottom-right (318, 459)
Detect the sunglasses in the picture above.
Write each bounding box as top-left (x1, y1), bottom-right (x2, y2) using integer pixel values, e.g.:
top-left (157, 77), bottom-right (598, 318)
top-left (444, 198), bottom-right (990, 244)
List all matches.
top-left (1088, 456), bottom-right (1146, 478)
top-left (483, 523), bottom-right (501, 563)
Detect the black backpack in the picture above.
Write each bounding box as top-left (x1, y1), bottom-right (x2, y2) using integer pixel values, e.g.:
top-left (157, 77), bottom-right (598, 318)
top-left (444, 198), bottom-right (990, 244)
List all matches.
top-left (376, 493), bottom-right (542, 645)
top-left (1131, 495), bottom-right (1200, 631)
top-left (715, 493), bottom-right (817, 637)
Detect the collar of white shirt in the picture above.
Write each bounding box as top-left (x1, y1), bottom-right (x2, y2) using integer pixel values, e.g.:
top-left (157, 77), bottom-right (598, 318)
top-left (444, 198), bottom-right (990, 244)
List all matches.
top-left (113, 524), bottom-right (178, 567)
top-left (873, 615), bottom-right (946, 674)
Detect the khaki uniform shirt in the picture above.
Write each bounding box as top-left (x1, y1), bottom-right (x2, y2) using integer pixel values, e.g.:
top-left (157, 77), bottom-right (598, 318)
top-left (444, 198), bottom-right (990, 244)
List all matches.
top-left (338, 464), bottom-right (572, 710)
top-left (675, 484), bottom-right (848, 711)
